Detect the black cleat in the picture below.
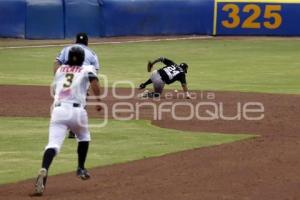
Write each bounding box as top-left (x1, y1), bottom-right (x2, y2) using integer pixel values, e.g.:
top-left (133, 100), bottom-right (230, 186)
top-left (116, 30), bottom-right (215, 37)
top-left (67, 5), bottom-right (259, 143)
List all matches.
top-left (76, 168), bottom-right (90, 180)
top-left (148, 92), bottom-right (160, 98)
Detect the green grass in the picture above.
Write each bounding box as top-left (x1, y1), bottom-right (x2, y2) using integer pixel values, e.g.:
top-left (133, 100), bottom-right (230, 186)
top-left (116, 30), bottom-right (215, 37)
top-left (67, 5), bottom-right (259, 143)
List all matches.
top-left (0, 117), bottom-right (253, 185)
top-left (0, 38), bottom-right (299, 93)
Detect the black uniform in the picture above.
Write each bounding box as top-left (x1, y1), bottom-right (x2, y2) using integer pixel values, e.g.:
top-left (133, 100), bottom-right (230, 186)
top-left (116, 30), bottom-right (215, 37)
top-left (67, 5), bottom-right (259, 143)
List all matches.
top-left (157, 58), bottom-right (187, 85)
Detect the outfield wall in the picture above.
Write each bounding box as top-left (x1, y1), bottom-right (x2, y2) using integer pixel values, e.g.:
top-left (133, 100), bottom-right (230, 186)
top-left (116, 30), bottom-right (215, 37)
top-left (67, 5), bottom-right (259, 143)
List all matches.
top-left (26, 0), bottom-right (64, 39)
top-left (0, 0), bottom-right (299, 39)
top-left (100, 0), bottom-right (213, 37)
top-left (0, 0), bottom-right (26, 38)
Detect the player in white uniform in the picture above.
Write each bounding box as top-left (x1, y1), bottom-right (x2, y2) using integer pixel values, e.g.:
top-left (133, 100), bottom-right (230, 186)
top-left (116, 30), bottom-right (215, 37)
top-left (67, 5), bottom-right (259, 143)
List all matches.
top-left (34, 46), bottom-right (102, 196)
top-left (54, 33), bottom-right (100, 138)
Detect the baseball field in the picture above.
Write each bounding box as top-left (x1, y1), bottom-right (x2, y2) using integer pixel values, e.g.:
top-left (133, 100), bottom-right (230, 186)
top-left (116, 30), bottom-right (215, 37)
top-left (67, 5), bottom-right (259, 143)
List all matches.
top-left (0, 36), bottom-right (299, 199)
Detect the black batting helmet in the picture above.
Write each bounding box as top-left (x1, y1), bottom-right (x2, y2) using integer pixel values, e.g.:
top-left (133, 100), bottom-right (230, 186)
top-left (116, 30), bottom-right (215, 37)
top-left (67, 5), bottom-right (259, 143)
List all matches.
top-left (67, 46), bottom-right (85, 66)
top-left (179, 63), bottom-right (188, 73)
top-left (76, 32), bottom-right (88, 46)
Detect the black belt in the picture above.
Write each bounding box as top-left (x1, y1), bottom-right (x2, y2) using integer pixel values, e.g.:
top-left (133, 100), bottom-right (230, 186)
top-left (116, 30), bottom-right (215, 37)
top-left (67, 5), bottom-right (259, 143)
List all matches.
top-left (55, 103), bottom-right (81, 107)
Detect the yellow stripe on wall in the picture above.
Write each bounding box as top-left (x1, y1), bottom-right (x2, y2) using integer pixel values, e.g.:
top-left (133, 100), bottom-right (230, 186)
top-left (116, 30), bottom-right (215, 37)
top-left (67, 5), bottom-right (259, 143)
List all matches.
top-left (216, 0), bottom-right (300, 3)
top-left (213, 0), bottom-right (218, 35)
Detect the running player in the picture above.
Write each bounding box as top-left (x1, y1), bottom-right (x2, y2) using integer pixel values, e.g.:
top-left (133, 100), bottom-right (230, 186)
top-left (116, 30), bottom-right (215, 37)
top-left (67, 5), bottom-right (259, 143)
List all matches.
top-left (54, 33), bottom-right (100, 138)
top-left (33, 46), bottom-right (102, 196)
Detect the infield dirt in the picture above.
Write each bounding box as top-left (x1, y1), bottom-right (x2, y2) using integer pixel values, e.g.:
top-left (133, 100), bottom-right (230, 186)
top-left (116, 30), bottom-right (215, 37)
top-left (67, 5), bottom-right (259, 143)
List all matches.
top-left (0, 85), bottom-right (299, 200)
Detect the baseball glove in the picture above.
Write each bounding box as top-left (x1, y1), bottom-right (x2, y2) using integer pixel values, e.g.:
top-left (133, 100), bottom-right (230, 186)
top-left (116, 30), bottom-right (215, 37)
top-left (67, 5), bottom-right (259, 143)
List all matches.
top-left (147, 61), bottom-right (153, 72)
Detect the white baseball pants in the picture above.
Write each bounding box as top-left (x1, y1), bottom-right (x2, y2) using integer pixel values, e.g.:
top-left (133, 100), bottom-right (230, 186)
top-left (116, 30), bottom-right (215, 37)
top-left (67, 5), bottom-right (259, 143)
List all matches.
top-left (45, 102), bottom-right (91, 153)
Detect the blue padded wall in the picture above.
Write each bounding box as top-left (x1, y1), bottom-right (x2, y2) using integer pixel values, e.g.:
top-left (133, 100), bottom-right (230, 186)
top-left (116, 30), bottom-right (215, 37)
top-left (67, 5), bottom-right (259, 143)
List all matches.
top-left (2, 0), bottom-right (300, 38)
top-left (0, 0), bottom-right (26, 38)
top-left (0, 0), bottom-right (215, 39)
top-left (64, 0), bottom-right (101, 38)
top-left (25, 0), bottom-right (64, 39)
top-left (100, 0), bottom-right (214, 37)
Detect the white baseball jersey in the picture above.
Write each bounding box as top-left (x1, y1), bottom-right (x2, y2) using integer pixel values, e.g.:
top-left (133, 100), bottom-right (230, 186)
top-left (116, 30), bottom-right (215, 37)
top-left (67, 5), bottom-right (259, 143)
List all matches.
top-left (52, 64), bottom-right (97, 107)
top-left (46, 64), bottom-right (97, 152)
top-left (56, 44), bottom-right (100, 72)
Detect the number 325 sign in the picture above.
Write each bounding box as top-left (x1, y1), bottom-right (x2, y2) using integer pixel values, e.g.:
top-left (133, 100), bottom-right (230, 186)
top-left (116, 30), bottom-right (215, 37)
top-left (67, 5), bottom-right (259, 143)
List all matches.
top-left (222, 4), bottom-right (282, 29)
top-left (215, 2), bottom-right (291, 35)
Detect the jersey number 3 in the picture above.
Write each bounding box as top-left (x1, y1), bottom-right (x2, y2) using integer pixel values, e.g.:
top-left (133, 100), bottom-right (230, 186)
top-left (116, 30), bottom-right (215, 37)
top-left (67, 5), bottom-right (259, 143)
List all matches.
top-left (63, 73), bottom-right (74, 88)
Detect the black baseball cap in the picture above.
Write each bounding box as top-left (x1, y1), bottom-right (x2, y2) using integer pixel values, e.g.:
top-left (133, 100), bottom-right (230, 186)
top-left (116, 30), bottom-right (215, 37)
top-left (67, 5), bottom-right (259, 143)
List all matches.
top-left (67, 46), bottom-right (85, 66)
top-left (76, 32), bottom-right (88, 46)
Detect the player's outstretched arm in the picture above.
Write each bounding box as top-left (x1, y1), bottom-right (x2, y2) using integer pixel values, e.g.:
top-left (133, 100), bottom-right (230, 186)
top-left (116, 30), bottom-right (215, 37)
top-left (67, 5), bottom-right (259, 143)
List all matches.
top-left (181, 83), bottom-right (191, 99)
top-left (147, 57), bottom-right (170, 72)
top-left (149, 57), bottom-right (166, 66)
top-left (150, 57), bottom-right (162, 65)
top-left (160, 57), bottom-right (175, 66)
